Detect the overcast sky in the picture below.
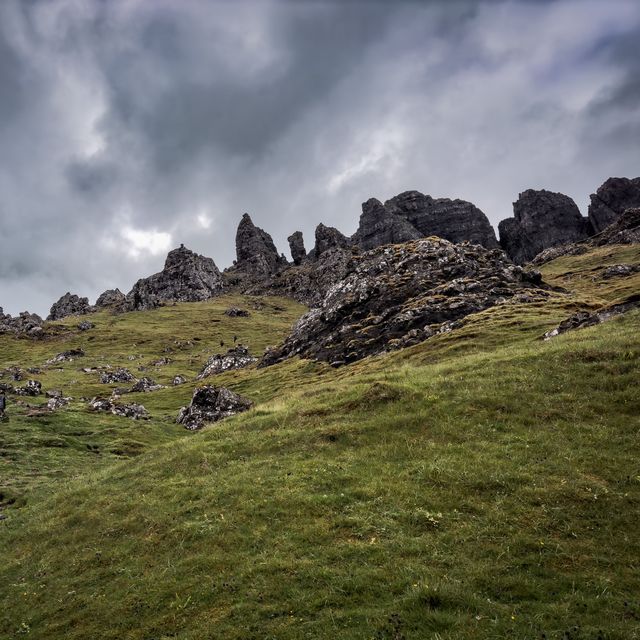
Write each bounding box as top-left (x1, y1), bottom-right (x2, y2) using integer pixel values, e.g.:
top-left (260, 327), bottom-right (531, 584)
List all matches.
top-left (1, 0), bottom-right (639, 316)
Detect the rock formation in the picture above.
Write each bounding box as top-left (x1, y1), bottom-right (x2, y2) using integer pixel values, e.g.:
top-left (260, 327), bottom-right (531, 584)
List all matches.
top-left (197, 346), bottom-right (257, 379)
top-left (352, 198), bottom-right (422, 251)
top-left (95, 288), bottom-right (125, 308)
top-left (100, 368), bottom-right (136, 384)
top-left (288, 231), bottom-right (306, 265)
top-left (498, 189), bottom-right (590, 264)
top-left (124, 245), bottom-right (224, 311)
top-left (384, 191), bottom-right (498, 249)
top-left (88, 397), bottom-right (149, 419)
top-left (261, 238), bottom-right (546, 367)
top-left (177, 386), bottom-right (253, 431)
top-left (234, 213), bottom-right (287, 277)
top-left (47, 293), bottom-right (92, 321)
top-left (314, 223), bottom-right (352, 257)
top-left (588, 177), bottom-right (640, 233)
top-left (0, 308), bottom-right (43, 337)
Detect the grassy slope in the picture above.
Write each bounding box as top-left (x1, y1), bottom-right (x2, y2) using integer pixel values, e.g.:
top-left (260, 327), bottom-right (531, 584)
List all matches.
top-left (1, 247), bottom-right (639, 640)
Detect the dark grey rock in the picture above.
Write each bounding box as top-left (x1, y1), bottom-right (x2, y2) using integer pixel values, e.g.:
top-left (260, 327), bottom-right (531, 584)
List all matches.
top-left (352, 198), bottom-right (422, 251)
top-left (129, 377), bottom-right (164, 393)
top-left (46, 348), bottom-right (85, 365)
top-left (47, 395), bottom-right (71, 411)
top-left (15, 380), bottom-right (42, 396)
top-left (95, 288), bottom-right (125, 308)
top-left (288, 231), bottom-right (306, 265)
top-left (124, 245), bottom-right (224, 311)
top-left (172, 375), bottom-right (187, 386)
top-left (234, 213), bottom-right (287, 277)
top-left (385, 191), bottom-right (498, 249)
top-left (588, 177), bottom-right (640, 233)
top-left (177, 385), bottom-right (253, 431)
top-left (224, 307), bottom-right (250, 318)
top-left (77, 320), bottom-right (94, 331)
top-left (88, 397), bottom-right (149, 419)
top-left (100, 368), bottom-right (136, 384)
top-left (197, 346), bottom-right (257, 379)
top-left (0, 308), bottom-right (43, 336)
top-left (498, 189), bottom-right (590, 264)
top-left (47, 292), bottom-right (93, 321)
top-left (261, 237), bottom-right (547, 367)
top-left (314, 223), bottom-right (352, 257)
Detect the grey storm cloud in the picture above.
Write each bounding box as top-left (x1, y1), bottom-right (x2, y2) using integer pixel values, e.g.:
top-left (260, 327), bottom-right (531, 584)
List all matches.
top-left (0, 0), bottom-right (639, 315)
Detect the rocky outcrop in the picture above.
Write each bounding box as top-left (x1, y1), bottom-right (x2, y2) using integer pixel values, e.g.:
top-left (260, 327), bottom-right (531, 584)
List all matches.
top-left (95, 288), bottom-right (125, 308)
top-left (261, 238), bottom-right (547, 367)
top-left (124, 245), bottom-right (223, 311)
top-left (197, 346), bottom-right (256, 379)
top-left (0, 308), bottom-right (43, 337)
top-left (352, 198), bottom-right (422, 251)
top-left (532, 207), bottom-right (640, 266)
top-left (498, 189), bottom-right (590, 264)
top-left (234, 213), bottom-right (287, 277)
top-left (588, 177), bottom-right (640, 233)
top-left (177, 386), bottom-right (253, 431)
top-left (314, 223), bottom-right (352, 257)
top-left (47, 293), bottom-right (92, 321)
top-left (384, 191), bottom-right (498, 249)
top-left (288, 231), bottom-right (306, 265)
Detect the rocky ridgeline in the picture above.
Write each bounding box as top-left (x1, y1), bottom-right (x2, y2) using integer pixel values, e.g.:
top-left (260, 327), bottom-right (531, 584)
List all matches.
top-left (48, 292), bottom-right (92, 321)
top-left (0, 308), bottom-right (43, 337)
top-left (261, 237), bottom-right (547, 367)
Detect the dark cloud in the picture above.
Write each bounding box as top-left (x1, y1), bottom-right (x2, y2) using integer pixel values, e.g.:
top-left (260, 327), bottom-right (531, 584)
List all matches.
top-left (1, 0), bottom-right (639, 315)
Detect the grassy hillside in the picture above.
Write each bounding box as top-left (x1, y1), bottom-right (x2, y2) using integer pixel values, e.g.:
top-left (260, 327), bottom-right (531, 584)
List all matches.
top-left (1, 246), bottom-right (639, 639)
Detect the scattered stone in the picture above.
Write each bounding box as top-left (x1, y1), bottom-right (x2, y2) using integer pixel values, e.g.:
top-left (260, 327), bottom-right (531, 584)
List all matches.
top-left (224, 307), bottom-right (250, 318)
top-left (88, 397), bottom-right (149, 419)
top-left (46, 348), bottom-right (85, 365)
top-left (77, 320), bottom-right (94, 331)
top-left (288, 231), bottom-right (307, 265)
top-left (100, 368), bottom-right (136, 384)
top-left (543, 296), bottom-right (640, 340)
top-left (15, 380), bottom-right (42, 396)
top-left (172, 375), bottom-right (187, 385)
top-left (261, 237), bottom-right (547, 367)
top-left (588, 177), bottom-right (640, 233)
top-left (26, 367), bottom-right (41, 374)
top-left (95, 288), bottom-right (126, 308)
top-left (123, 245), bottom-right (224, 311)
top-left (129, 377), bottom-right (165, 393)
top-left (197, 346), bottom-right (257, 379)
top-left (601, 264), bottom-right (637, 279)
top-left (177, 386), bottom-right (253, 431)
top-left (47, 292), bottom-right (93, 321)
top-left (498, 189), bottom-right (590, 264)
top-left (150, 356), bottom-right (171, 367)
top-left (47, 395), bottom-right (71, 411)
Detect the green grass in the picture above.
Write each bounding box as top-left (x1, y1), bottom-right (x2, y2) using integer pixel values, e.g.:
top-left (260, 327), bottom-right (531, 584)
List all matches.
top-left (0, 248), bottom-right (639, 639)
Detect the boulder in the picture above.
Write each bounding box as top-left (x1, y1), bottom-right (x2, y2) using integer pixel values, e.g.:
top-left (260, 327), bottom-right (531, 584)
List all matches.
top-left (498, 189), bottom-right (590, 264)
top-left (95, 288), bottom-right (125, 308)
top-left (77, 320), bottom-right (94, 331)
top-left (197, 346), bottom-right (257, 379)
top-left (100, 368), bottom-right (136, 384)
top-left (172, 375), bottom-right (187, 386)
top-left (124, 245), bottom-right (224, 311)
top-left (177, 386), bottom-right (253, 431)
top-left (588, 177), bottom-right (640, 233)
top-left (314, 223), bottom-right (352, 257)
top-left (14, 380), bottom-right (42, 396)
top-left (234, 213), bottom-right (287, 277)
top-left (288, 231), bottom-right (307, 265)
top-left (224, 307), bottom-right (250, 317)
top-left (385, 191), bottom-right (498, 249)
top-left (47, 293), bottom-right (92, 321)
top-left (352, 198), bottom-right (421, 251)
top-left (261, 237), bottom-right (547, 367)
top-left (129, 377), bottom-right (164, 393)
top-left (88, 397), bottom-right (149, 419)
top-left (45, 348), bottom-right (85, 365)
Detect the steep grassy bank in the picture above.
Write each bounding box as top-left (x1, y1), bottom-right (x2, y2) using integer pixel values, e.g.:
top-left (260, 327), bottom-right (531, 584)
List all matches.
top-left (0, 246), bottom-right (639, 639)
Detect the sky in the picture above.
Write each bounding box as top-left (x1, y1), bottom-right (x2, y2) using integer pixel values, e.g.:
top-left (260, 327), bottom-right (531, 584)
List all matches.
top-left (1, 0), bottom-right (639, 316)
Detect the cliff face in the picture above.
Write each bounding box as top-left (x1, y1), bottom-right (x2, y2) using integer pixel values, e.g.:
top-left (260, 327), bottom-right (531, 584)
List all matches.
top-left (588, 177), bottom-right (640, 234)
top-left (498, 189), bottom-right (590, 264)
top-left (234, 213), bottom-right (287, 277)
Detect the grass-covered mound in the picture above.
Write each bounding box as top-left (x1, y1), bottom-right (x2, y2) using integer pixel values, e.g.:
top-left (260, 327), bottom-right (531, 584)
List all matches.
top-left (0, 246), bottom-right (639, 639)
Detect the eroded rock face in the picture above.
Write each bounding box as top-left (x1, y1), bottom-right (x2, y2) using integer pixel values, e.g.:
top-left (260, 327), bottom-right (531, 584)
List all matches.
top-left (95, 288), bottom-right (125, 308)
top-left (385, 191), bottom-right (498, 249)
top-left (498, 189), bottom-right (590, 264)
top-left (124, 245), bottom-right (224, 311)
top-left (0, 308), bottom-right (43, 337)
top-left (234, 213), bottom-right (287, 277)
top-left (177, 386), bottom-right (253, 431)
top-left (197, 346), bottom-right (256, 379)
top-left (352, 198), bottom-right (422, 251)
top-left (314, 223), bottom-right (352, 257)
top-left (588, 177), bottom-right (640, 233)
top-left (47, 293), bottom-right (92, 321)
top-left (261, 238), bottom-right (547, 367)
top-left (288, 231), bottom-right (306, 265)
